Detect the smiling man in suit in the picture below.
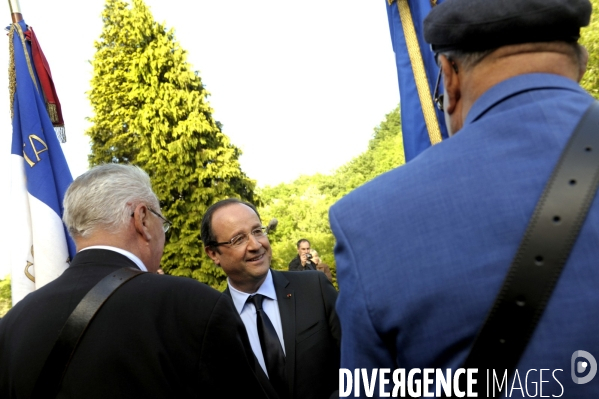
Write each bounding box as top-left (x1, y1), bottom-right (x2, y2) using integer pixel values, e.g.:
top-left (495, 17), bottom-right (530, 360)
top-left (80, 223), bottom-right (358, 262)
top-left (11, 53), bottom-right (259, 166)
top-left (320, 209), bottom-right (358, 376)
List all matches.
top-left (202, 198), bottom-right (341, 399)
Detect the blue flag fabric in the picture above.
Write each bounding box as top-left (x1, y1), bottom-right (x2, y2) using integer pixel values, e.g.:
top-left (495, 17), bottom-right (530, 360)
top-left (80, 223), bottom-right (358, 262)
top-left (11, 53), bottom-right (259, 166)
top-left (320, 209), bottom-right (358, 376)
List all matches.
top-left (9, 20), bottom-right (75, 304)
top-left (386, 0), bottom-right (448, 161)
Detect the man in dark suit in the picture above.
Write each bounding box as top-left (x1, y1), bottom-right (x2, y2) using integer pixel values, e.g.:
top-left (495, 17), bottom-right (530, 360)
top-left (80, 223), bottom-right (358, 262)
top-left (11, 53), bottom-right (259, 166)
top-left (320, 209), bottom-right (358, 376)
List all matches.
top-left (288, 238), bottom-right (314, 271)
top-left (0, 164), bottom-right (269, 398)
top-left (202, 198), bottom-right (341, 399)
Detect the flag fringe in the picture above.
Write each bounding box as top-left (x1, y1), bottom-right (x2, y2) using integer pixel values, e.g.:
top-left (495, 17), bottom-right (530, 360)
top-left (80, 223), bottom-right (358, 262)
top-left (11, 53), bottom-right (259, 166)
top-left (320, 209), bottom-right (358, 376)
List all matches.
top-left (47, 103), bottom-right (66, 143)
top-left (8, 26), bottom-right (16, 121)
top-left (46, 102), bottom-right (67, 143)
top-left (9, 24), bottom-right (67, 144)
top-left (396, 0), bottom-right (443, 145)
top-left (54, 126), bottom-right (66, 143)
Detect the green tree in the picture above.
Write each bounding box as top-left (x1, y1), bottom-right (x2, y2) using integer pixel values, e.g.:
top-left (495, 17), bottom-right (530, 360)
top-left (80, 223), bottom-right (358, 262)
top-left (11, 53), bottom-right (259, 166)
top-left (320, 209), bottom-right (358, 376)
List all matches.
top-left (259, 106), bottom-right (404, 288)
top-left (333, 106), bottom-right (404, 197)
top-left (581, 0), bottom-right (599, 99)
top-left (0, 275), bottom-right (11, 317)
top-left (87, 0), bottom-right (258, 289)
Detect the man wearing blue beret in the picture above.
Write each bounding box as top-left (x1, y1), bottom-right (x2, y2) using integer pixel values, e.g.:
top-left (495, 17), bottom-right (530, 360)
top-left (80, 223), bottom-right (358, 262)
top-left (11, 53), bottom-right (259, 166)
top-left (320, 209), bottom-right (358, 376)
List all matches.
top-left (330, 0), bottom-right (598, 397)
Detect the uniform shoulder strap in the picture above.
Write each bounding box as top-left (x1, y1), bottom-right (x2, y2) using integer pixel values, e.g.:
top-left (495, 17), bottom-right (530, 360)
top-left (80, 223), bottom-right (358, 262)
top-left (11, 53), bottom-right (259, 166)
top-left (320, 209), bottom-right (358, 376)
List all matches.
top-left (32, 267), bottom-right (144, 398)
top-left (462, 101), bottom-right (599, 397)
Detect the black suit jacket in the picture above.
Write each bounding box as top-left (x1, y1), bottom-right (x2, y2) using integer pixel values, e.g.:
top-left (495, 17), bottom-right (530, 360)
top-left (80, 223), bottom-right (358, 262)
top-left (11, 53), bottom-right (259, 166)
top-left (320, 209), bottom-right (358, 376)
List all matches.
top-left (0, 249), bottom-right (269, 399)
top-left (226, 269), bottom-right (341, 399)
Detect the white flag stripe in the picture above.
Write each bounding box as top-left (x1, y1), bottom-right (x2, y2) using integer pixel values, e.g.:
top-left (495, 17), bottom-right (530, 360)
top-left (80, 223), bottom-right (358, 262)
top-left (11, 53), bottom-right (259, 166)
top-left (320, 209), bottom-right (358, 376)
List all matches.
top-left (29, 195), bottom-right (70, 288)
top-left (10, 153), bottom-right (70, 304)
top-left (10, 153), bottom-right (35, 304)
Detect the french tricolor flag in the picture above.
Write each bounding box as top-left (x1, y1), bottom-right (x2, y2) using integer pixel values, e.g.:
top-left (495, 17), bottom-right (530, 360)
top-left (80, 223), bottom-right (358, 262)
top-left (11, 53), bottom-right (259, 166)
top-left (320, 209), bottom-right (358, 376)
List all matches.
top-left (9, 20), bottom-right (75, 305)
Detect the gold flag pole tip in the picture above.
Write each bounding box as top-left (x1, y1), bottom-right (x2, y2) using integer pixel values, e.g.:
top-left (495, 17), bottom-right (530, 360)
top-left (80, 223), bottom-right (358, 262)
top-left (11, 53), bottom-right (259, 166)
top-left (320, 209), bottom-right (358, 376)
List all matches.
top-left (8, 0), bottom-right (22, 14)
top-left (8, 0), bottom-right (23, 23)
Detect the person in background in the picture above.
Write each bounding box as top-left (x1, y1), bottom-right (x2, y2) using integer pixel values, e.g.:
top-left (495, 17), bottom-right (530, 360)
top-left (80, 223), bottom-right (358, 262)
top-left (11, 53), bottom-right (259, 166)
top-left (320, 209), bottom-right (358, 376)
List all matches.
top-left (309, 249), bottom-right (333, 283)
top-left (288, 239), bottom-right (315, 271)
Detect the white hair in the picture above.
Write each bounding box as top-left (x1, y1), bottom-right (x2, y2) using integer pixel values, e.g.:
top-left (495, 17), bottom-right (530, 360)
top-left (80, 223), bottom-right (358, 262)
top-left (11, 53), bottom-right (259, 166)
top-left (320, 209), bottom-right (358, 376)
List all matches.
top-left (63, 163), bottom-right (160, 238)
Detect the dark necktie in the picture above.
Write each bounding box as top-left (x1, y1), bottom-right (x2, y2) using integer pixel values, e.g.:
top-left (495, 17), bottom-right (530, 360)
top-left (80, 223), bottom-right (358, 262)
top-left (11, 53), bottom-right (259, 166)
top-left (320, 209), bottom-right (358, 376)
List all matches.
top-left (249, 294), bottom-right (288, 399)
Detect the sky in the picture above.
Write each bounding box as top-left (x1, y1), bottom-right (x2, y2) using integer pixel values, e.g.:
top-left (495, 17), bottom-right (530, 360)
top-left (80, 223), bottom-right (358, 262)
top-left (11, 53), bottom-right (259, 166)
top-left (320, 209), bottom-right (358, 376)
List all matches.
top-left (0, 0), bottom-right (399, 277)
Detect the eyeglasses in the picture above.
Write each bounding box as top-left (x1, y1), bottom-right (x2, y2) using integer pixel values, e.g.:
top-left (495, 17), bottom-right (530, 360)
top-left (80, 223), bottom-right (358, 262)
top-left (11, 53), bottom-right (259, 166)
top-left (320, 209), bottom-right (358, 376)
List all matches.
top-left (131, 207), bottom-right (172, 232)
top-left (211, 226), bottom-right (267, 248)
top-left (432, 58), bottom-right (458, 112)
top-left (148, 208), bottom-right (172, 233)
top-left (130, 208), bottom-right (172, 232)
top-left (433, 66), bottom-right (444, 111)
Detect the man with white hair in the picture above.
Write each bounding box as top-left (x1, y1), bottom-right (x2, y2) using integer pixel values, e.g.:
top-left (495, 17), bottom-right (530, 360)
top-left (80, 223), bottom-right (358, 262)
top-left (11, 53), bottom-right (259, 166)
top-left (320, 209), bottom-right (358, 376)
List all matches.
top-left (0, 164), bottom-right (270, 398)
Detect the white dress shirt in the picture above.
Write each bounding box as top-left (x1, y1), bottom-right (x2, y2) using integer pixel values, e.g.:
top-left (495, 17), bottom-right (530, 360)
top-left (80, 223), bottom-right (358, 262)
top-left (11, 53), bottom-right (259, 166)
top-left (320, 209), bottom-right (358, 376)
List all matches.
top-left (79, 245), bottom-right (148, 272)
top-left (228, 269), bottom-right (285, 376)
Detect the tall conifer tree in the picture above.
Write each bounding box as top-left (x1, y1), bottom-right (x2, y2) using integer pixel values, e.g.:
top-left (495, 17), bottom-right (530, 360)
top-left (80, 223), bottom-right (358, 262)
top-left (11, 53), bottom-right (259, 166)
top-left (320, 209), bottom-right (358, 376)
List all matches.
top-left (580, 0), bottom-right (599, 99)
top-left (87, 0), bottom-right (259, 288)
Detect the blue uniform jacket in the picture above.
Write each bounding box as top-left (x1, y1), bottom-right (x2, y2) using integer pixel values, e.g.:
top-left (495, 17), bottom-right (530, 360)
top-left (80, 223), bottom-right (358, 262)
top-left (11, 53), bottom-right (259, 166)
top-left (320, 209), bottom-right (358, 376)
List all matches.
top-left (330, 74), bottom-right (599, 397)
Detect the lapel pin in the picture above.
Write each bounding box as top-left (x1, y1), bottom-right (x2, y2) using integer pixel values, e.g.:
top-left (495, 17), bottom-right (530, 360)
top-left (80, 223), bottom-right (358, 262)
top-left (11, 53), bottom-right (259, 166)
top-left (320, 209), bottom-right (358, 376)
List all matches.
top-left (287, 294), bottom-right (292, 298)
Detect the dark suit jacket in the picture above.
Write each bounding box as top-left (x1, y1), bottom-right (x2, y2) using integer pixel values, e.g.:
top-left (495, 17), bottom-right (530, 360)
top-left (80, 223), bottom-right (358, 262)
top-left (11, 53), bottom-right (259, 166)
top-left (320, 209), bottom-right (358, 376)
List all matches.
top-left (0, 249), bottom-right (269, 399)
top-left (226, 269), bottom-right (341, 399)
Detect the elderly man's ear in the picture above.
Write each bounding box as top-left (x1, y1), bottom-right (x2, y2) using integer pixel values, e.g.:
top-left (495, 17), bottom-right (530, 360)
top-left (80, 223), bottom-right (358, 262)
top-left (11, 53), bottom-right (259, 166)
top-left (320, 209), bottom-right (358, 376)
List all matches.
top-left (439, 55), bottom-right (461, 115)
top-left (131, 205), bottom-right (152, 241)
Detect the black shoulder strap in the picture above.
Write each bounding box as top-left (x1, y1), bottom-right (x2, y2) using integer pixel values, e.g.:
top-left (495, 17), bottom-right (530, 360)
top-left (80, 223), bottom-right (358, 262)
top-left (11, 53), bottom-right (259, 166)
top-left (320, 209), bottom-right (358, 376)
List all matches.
top-left (32, 266), bottom-right (144, 398)
top-left (462, 101), bottom-right (599, 397)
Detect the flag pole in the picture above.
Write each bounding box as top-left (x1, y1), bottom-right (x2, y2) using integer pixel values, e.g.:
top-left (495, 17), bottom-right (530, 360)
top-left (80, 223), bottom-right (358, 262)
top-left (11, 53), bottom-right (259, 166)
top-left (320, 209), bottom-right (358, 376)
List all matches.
top-left (8, 0), bottom-right (22, 23)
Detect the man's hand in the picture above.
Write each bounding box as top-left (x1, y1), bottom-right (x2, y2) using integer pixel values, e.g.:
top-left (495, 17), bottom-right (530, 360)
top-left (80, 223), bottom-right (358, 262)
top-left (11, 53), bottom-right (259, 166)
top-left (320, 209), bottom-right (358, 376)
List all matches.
top-left (300, 253), bottom-right (308, 266)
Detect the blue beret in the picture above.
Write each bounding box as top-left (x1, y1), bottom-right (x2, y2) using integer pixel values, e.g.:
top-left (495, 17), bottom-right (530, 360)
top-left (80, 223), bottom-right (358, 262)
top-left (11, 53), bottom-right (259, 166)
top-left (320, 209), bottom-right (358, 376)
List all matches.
top-left (424, 0), bottom-right (592, 53)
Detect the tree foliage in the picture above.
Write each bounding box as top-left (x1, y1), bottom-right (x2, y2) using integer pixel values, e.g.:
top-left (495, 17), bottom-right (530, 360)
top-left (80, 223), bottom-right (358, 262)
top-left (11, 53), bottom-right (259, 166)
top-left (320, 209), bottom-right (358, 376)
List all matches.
top-left (87, 0), bottom-right (258, 289)
top-left (580, 0), bottom-right (599, 99)
top-left (0, 275), bottom-right (11, 317)
top-left (259, 107), bottom-right (403, 287)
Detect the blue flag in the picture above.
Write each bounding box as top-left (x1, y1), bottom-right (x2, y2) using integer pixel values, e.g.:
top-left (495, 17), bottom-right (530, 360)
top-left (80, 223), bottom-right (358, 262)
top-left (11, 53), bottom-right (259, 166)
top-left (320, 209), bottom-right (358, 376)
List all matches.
top-left (386, 0), bottom-right (448, 161)
top-left (9, 20), bottom-right (75, 304)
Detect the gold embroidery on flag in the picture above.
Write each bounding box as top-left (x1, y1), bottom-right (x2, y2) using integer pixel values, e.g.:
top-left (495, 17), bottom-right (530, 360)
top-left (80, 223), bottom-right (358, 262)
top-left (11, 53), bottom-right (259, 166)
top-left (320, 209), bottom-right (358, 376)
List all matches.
top-left (23, 144), bottom-right (35, 167)
top-left (25, 246), bottom-right (35, 283)
top-left (23, 135), bottom-right (48, 167)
